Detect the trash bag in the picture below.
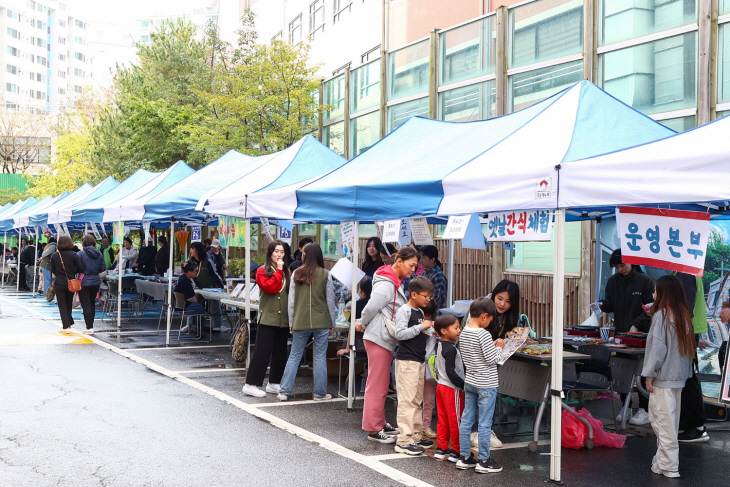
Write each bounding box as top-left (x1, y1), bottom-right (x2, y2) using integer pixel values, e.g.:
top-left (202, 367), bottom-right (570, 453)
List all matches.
top-left (561, 408), bottom-right (588, 449)
top-left (576, 408), bottom-right (626, 449)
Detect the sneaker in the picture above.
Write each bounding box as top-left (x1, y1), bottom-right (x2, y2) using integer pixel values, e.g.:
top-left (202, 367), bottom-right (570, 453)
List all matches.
top-left (629, 408), bottom-right (650, 425)
top-left (383, 423), bottom-right (399, 435)
top-left (456, 453), bottom-right (478, 469)
top-left (616, 408), bottom-right (632, 422)
top-left (368, 430), bottom-right (396, 444)
top-left (265, 383), bottom-right (281, 394)
top-left (277, 393), bottom-right (288, 401)
top-left (394, 443), bottom-right (425, 456)
top-left (448, 452), bottom-right (460, 463)
top-left (417, 438), bottom-right (435, 449)
top-left (433, 448), bottom-right (452, 459)
top-left (180, 325), bottom-right (189, 334)
top-left (476, 458), bottom-right (503, 474)
top-left (82, 328), bottom-right (94, 335)
top-left (242, 384), bottom-right (266, 398)
top-left (60, 327), bottom-right (75, 334)
top-left (678, 427), bottom-right (710, 443)
top-left (423, 427), bottom-right (437, 439)
top-left (662, 471), bottom-right (681, 478)
top-left (491, 430), bottom-right (503, 448)
top-left (313, 394), bottom-right (332, 402)
top-left (470, 431), bottom-right (479, 448)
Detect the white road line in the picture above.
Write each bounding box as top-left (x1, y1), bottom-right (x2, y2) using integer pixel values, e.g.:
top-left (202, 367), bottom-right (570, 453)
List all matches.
top-left (173, 368), bottom-right (246, 374)
top-left (128, 344), bottom-right (231, 351)
top-left (255, 398), bottom-right (348, 407)
top-left (1, 296), bottom-right (434, 487)
top-left (371, 453), bottom-right (423, 461)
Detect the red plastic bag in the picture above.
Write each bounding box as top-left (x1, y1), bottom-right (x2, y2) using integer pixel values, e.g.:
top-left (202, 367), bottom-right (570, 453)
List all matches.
top-left (561, 408), bottom-right (588, 449)
top-left (576, 408), bottom-right (626, 449)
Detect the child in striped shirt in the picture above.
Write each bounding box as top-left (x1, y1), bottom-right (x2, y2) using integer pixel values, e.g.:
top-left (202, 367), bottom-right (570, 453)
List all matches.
top-left (456, 297), bottom-right (505, 474)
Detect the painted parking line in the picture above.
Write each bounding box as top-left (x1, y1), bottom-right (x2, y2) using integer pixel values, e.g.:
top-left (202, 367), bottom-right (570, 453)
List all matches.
top-left (0, 332), bottom-right (93, 346)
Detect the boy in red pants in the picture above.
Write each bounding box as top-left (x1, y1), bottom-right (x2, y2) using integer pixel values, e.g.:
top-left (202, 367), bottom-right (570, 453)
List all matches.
top-left (433, 313), bottom-right (465, 461)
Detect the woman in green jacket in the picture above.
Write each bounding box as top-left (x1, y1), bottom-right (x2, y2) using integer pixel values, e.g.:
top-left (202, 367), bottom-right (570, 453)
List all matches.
top-left (278, 243), bottom-right (336, 401)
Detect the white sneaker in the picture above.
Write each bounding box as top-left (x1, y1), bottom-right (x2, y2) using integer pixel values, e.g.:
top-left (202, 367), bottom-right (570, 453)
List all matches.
top-left (470, 431), bottom-right (479, 449)
top-left (265, 383), bottom-right (281, 394)
top-left (616, 409), bottom-right (632, 422)
top-left (242, 384), bottom-right (266, 398)
top-left (629, 408), bottom-right (650, 425)
top-left (60, 327), bottom-right (75, 334)
top-left (313, 394), bottom-right (332, 401)
top-left (490, 430), bottom-right (503, 448)
top-left (82, 328), bottom-right (94, 335)
top-left (180, 325), bottom-right (189, 334)
top-left (277, 393), bottom-right (288, 401)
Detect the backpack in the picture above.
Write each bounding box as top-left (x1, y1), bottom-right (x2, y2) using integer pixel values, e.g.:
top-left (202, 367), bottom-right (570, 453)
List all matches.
top-left (425, 335), bottom-right (439, 384)
top-left (231, 319), bottom-right (249, 363)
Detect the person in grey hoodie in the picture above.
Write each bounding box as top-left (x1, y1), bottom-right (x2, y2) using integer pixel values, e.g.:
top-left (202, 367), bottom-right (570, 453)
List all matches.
top-left (642, 275), bottom-right (695, 479)
top-left (78, 234), bottom-right (106, 334)
top-left (356, 246), bottom-right (419, 443)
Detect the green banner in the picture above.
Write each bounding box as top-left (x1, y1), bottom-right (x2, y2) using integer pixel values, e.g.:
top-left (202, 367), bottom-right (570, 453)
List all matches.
top-left (218, 216), bottom-right (246, 248)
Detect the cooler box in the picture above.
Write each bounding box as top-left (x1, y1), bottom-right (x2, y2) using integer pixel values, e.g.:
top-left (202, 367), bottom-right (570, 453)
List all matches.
top-left (567, 329), bottom-right (600, 338)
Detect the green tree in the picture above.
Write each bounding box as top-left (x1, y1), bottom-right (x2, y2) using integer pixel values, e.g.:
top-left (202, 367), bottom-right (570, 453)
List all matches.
top-left (702, 227), bottom-right (730, 290)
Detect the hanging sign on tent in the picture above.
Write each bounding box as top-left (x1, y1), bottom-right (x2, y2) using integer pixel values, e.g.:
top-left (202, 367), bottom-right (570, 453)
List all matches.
top-left (112, 221), bottom-right (124, 244)
top-left (618, 207), bottom-right (710, 277)
top-left (89, 222), bottom-right (102, 240)
top-left (486, 210), bottom-right (553, 242)
top-left (261, 217), bottom-right (273, 242)
top-left (409, 218), bottom-right (433, 246)
top-left (143, 221), bottom-right (152, 243)
top-left (42, 226), bottom-right (52, 239)
top-left (443, 214), bottom-right (486, 250)
top-left (190, 226), bottom-right (202, 243)
top-left (383, 219), bottom-right (411, 246)
top-left (277, 226), bottom-right (292, 244)
top-left (340, 221), bottom-right (355, 245)
top-left (60, 223), bottom-right (71, 237)
top-left (218, 216), bottom-right (246, 248)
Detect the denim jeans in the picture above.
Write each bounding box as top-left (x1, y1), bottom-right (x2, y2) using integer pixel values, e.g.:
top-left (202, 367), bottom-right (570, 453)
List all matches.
top-left (42, 267), bottom-right (52, 293)
top-left (459, 384), bottom-right (497, 461)
top-left (280, 328), bottom-right (331, 398)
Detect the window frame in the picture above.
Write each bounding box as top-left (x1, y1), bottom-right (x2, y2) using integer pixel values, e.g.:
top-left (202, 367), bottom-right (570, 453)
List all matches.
top-left (289, 14), bottom-right (303, 45)
top-left (333, 0), bottom-right (353, 23)
top-left (310, 0), bottom-right (325, 38)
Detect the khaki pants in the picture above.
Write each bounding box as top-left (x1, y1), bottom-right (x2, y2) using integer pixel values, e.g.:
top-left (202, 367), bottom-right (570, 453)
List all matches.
top-left (395, 359), bottom-right (425, 446)
top-left (649, 386), bottom-right (683, 474)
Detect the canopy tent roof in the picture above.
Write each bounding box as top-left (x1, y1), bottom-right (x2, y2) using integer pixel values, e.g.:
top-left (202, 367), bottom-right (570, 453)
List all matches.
top-left (135, 150), bottom-right (261, 222)
top-left (64, 169), bottom-right (158, 224)
top-left (103, 161), bottom-right (195, 223)
top-left (0, 199), bottom-right (38, 233)
top-left (25, 183), bottom-right (93, 228)
top-left (558, 114), bottom-right (730, 215)
top-left (200, 136), bottom-right (347, 217)
top-left (244, 81), bottom-right (675, 223)
top-left (45, 177), bottom-right (120, 225)
top-left (1, 195), bottom-right (60, 232)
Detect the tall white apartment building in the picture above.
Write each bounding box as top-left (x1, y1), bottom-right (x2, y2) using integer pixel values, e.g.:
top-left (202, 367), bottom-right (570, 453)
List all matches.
top-left (0, 0), bottom-right (90, 113)
top-left (134, 0), bottom-right (224, 46)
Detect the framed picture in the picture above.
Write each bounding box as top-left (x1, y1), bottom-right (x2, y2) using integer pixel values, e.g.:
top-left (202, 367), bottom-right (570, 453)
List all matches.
top-left (720, 344), bottom-right (730, 405)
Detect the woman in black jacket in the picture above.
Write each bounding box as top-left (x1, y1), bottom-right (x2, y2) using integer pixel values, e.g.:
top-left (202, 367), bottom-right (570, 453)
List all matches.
top-left (50, 236), bottom-right (83, 333)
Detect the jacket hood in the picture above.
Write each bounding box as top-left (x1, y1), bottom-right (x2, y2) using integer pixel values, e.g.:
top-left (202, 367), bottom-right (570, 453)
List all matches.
top-left (374, 265), bottom-right (401, 287)
top-left (83, 246), bottom-right (101, 258)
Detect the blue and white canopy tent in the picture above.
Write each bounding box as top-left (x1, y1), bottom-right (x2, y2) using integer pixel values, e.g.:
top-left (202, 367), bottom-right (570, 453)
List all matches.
top-left (23, 183), bottom-right (93, 228)
top-left (46, 177), bottom-right (120, 227)
top-left (0, 197), bottom-right (38, 289)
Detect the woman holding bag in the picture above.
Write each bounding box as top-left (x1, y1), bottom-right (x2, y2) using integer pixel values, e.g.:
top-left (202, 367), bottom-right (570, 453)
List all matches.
top-left (78, 234), bottom-right (106, 334)
top-left (50, 235), bottom-right (83, 333)
top-left (357, 246), bottom-right (419, 443)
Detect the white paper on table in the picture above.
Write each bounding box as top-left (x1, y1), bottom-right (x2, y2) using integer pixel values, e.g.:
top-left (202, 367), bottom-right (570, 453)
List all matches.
top-left (498, 338), bottom-right (527, 365)
top-left (249, 284), bottom-right (260, 302)
top-left (579, 312), bottom-right (599, 328)
top-left (329, 258), bottom-right (366, 291)
top-left (230, 283), bottom-right (244, 298)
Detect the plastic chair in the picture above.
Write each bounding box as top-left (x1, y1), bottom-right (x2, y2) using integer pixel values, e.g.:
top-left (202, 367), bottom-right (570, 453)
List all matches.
top-left (337, 331), bottom-right (368, 399)
top-left (174, 292), bottom-right (211, 342)
top-left (103, 280), bottom-right (142, 323)
top-left (563, 344), bottom-right (618, 433)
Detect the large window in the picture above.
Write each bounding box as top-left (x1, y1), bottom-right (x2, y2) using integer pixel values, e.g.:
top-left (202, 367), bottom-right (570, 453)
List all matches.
top-left (658, 115), bottom-right (695, 132)
top-left (599, 32), bottom-right (697, 115)
top-left (351, 61), bottom-right (380, 114)
top-left (334, 0), bottom-right (352, 22)
top-left (350, 110), bottom-right (380, 157)
top-left (439, 16), bottom-right (496, 87)
top-left (507, 222), bottom-right (582, 274)
top-left (323, 122), bottom-right (345, 156)
top-left (599, 0), bottom-right (697, 46)
top-left (289, 14), bottom-right (303, 45)
top-left (323, 74), bottom-right (345, 122)
top-left (310, 0), bottom-right (325, 38)
top-left (440, 81), bottom-right (496, 122)
top-left (388, 97), bottom-right (429, 132)
top-left (719, 24), bottom-right (730, 105)
top-left (388, 39), bottom-right (430, 101)
top-left (509, 59), bottom-right (583, 112)
top-left (509, 0), bottom-right (584, 70)
top-left (322, 224), bottom-right (340, 258)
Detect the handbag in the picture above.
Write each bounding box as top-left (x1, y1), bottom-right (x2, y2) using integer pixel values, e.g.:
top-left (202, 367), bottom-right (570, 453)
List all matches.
top-left (58, 251), bottom-right (82, 292)
top-left (380, 282), bottom-right (398, 339)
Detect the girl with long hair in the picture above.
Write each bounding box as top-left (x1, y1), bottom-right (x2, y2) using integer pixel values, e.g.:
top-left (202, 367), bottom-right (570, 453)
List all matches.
top-left (243, 240), bottom-right (292, 398)
top-left (278, 243), bottom-right (337, 401)
top-left (642, 275), bottom-right (695, 478)
top-left (486, 280), bottom-right (520, 340)
top-left (362, 237), bottom-right (385, 278)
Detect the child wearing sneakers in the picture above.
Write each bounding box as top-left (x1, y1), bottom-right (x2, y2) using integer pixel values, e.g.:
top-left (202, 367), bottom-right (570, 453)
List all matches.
top-left (433, 313), bottom-right (465, 463)
top-left (393, 276), bottom-right (436, 455)
top-left (456, 297), bottom-right (505, 473)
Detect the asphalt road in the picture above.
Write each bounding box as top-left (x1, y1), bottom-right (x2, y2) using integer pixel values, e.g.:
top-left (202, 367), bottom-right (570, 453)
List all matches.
top-left (2, 290), bottom-right (729, 487)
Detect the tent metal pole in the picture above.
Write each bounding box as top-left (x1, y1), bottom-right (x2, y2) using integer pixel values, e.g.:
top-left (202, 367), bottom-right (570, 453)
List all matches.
top-left (32, 226), bottom-right (38, 296)
top-left (347, 222), bottom-right (359, 411)
top-left (166, 218), bottom-right (174, 346)
top-left (244, 216), bottom-right (251, 368)
top-left (447, 239), bottom-right (455, 307)
top-left (117, 222), bottom-right (123, 329)
top-left (549, 209), bottom-right (566, 482)
top-left (2, 230), bottom-right (6, 289)
top-left (84, 222), bottom-right (88, 236)
top-left (16, 227), bottom-right (21, 294)
top-left (594, 217), bottom-right (602, 303)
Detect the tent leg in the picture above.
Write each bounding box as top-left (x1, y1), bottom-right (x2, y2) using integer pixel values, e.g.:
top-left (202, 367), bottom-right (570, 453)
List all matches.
top-left (550, 209), bottom-right (566, 483)
top-left (244, 216), bottom-right (251, 368)
top-left (347, 222), bottom-right (359, 411)
top-left (594, 217), bottom-right (602, 302)
top-left (447, 239), bottom-right (455, 307)
top-left (17, 227), bottom-right (21, 294)
top-left (32, 227), bottom-right (38, 296)
top-left (2, 231), bottom-right (7, 289)
top-left (166, 219), bottom-right (174, 346)
top-left (117, 222), bottom-right (123, 329)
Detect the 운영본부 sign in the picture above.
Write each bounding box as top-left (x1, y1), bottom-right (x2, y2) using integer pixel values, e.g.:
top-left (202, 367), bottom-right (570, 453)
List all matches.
top-left (486, 210), bottom-right (553, 242)
top-left (618, 207), bottom-right (710, 277)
